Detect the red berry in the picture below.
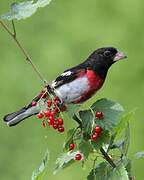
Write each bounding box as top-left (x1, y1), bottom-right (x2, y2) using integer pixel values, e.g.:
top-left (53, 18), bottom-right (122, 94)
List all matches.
top-left (95, 125), bottom-right (102, 134)
top-left (37, 113), bottom-right (44, 119)
top-left (54, 120), bottom-right (58, 124)
top-left (69, 143), bottom-right (75, 150)
top-left (42, 121), bottom-right (46, 127)
top-left (57, 118), bottom-right (64, 125)
top-left (47, 100), bottom-right (53, 107)
top-left (32, 101), bottom-right (37, 107)
top-left (44, 110), bottom-right (51, 117)
top-left (58, 126), bottom-right (65, 133)
top-left (91, 133), bottom-right (99, 141)
top-left (53, 123), bottom-right (59, 129)
top-left (95, 111), bottom-right (104, 119)
top-left (51, 110), bottom-right (56, 116)
top-left (75, 153), bottom-right (82, 161)
top-left (48, 115), bottom-right (54, 121)
top-left (48, 119), bottom-right (54, 126)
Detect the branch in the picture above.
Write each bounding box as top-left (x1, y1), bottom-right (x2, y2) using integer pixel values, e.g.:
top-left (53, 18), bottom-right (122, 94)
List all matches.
top-left (100, 147), bottom-right (116, 168)
top-left (0, 20), bottom-right (47, 85)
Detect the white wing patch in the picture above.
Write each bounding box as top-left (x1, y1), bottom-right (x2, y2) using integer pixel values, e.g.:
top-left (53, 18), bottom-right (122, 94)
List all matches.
top-left (61, 71), bottom-right (72, 76)
top-left (51, 71), bottom-right (73, 88)
top-left (51, 80), bottom-right (57, 88)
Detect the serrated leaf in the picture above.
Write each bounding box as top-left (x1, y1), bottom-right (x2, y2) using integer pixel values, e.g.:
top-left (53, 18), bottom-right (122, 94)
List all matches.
top-left (91, 130), bottom-right (110, 150)
top-left (115, 110), bottom-right (135, 135)
top-left (32, 150), bottom-right (49, 180)
top-left (79, 110), bottom-right (94, 140)
top-left (63, 128), bottom-right (81, 151)
top-left (87, 162), bottom-right (128, 180)
top-left (120, 156), bottom-right (132, 176)
top-left (54, 151), bottom-right (83, 174)
top-left (91, 98), bottom-right (124, 131)
top-left (134, 151), bottom-right (144, 159)
top-left (67, 104), bottom-right (81, 118)
top-left (79, 141), bottom-right (92, 160)
top-left (110, 123), bottom-right (130, 156)
top-left (1, 0), bottom-right (52, 20)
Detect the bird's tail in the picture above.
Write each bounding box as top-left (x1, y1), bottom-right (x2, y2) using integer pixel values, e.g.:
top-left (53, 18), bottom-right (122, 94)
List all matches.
top-left (3, 91), bottom-right (47, 127)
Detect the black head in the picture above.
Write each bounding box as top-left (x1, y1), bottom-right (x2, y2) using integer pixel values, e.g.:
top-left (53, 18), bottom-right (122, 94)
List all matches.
top-left (86, 47), bottom-right (127, 77)
top-left (88, 47), bottom-right (126, 66)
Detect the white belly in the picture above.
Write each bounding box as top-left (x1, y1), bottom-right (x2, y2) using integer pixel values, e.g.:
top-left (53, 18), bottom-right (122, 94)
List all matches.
top-left (55, 76), bottom-right (89, 103)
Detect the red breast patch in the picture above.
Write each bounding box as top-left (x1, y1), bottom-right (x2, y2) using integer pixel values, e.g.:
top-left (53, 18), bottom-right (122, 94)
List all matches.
top-left (74, 70), bottom-right (104, 103)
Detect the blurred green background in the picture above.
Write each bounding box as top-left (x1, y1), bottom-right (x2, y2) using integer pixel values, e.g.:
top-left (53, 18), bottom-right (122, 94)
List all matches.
top-left (0, 0), bottom-right (144, 179)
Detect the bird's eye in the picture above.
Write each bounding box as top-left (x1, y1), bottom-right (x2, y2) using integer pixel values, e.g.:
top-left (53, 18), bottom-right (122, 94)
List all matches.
top-left (104, 51), bottom-right (111, 57)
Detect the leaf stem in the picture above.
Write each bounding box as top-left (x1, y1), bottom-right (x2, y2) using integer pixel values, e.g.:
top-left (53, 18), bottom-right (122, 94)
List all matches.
top-left (100, 147), bottom-right (116, 168)
top-left (0, 20), bottom-right (47, 85)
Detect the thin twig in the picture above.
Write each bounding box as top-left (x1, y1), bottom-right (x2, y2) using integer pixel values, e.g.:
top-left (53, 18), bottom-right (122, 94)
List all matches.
top-left (0, 20), bottom-right (47, 85)
top-left (100, 147), bottom-right (116, 168)
top-left (12, 20), bottom-right (16, 37)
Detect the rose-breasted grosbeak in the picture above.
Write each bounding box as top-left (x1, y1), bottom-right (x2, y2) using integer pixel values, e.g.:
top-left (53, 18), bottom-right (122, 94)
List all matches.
top-left (4, 47), bottom-right (127, 126)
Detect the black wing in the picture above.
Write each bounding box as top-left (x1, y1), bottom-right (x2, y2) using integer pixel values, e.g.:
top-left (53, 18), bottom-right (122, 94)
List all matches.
top-left (52, 65), bottom-right (86, 88)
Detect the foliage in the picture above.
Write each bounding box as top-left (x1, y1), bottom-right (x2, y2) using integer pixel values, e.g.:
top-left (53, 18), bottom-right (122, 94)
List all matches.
top-left (53, 98), bottom-right (136, 179)
top-left (87, 162), bottom-right (129, 180)
top-left (135, 151), bottom-right (144, 159)
top-left (0, 0), bottom-right (52, 20)
top-left (0, 1), bottom-right (142, 179)
top-left (29, 98), bottom-right (133, 177)
top-left (32, 150), bottom-right (49, 180)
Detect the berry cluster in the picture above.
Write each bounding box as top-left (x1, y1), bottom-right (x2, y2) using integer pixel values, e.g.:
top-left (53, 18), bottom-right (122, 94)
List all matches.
top-left (32, 90), bottom-right (66, 133)
top-left (91, 125), bottom-right (102, 141)
top-left (91, 111), bottom-right (104, 141)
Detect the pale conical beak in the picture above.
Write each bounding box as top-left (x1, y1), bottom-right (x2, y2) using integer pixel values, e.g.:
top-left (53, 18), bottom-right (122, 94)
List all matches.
top-left (113, 51), bottom-right (127, 62)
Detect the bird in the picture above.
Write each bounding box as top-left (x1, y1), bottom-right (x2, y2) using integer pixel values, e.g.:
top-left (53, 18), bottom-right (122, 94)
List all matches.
top-left (3, 47), bottom-right (127, 127)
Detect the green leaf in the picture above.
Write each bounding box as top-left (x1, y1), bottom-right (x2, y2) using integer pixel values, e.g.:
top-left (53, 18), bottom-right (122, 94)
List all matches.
top-left (91, 98), bottom-right (124, 131)
top-left (122, 123), bottom-right (130, 155)
top-left (110, 139), bottom-right (125, 150)
top-left (54, 151), bottom-right (83, 174)
top-left (110, 123), bottom-right (130, 156)
top-left (1, 0), bottom-right (52, 20)
top-left (79, 141), bottom-right (93, 160)
top-left (79, 110), bottom-right (94, 140)
top-left (91, 130), bottom-right (110, 150)
top-left (115, 110), bottom-right (135, 135)
top-left (32, 150), bottom-right (49, 180)
top-left (63, 128), bottom-right (81, 151)
top-left (67, 104), bottom-right (81, 118)
top-left (135, 151), bottom-right (144, 159)
top-left (108, 124), bottom-right (130, 163)
top-left (107, 133), bottom-right (117, 152)
top-left (120, 156), bottom-right (132, 177)
top-left (87, 162), bottom-right (128, 180)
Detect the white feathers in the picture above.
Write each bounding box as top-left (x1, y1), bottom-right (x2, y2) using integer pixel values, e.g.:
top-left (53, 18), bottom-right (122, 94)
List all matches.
top-left (51, 71), bottom-right (73, 88)
top-left (54, 76), bottom-right (89, 103)
top-left (61, 71), bottom-right (72, 76)
top-left (51, 80), bottom-right (57, 88)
